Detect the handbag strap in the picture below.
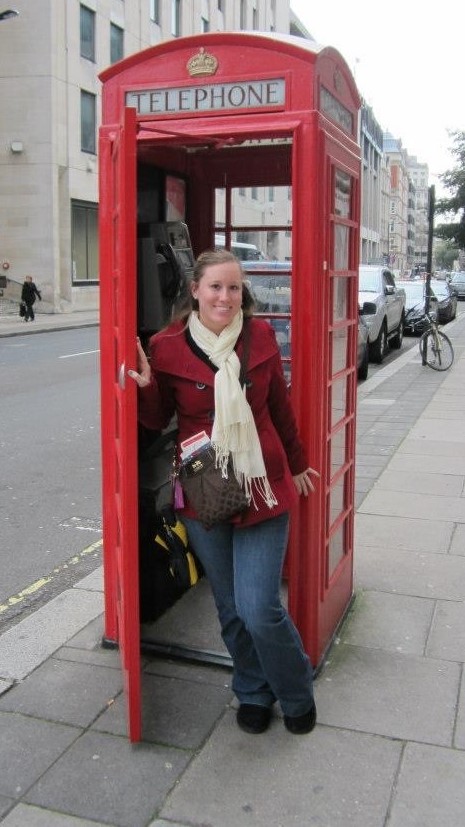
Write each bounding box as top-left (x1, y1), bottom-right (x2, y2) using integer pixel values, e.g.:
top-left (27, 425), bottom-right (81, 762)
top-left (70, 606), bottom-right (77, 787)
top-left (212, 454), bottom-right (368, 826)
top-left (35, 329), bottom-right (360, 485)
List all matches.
top-left (184, 317), bottom-right (250, 386)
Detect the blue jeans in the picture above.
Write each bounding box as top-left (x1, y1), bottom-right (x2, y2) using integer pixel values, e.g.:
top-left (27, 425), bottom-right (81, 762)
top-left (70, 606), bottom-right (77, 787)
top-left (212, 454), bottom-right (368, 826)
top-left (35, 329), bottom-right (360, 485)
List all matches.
top-left (182, 512), bottom-right (314, 717)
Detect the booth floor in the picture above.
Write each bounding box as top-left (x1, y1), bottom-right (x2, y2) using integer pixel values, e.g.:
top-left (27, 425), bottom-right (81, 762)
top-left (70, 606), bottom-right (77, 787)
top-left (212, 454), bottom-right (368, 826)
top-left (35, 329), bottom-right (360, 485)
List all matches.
top-left (1, 308), bottom-right (465, 826)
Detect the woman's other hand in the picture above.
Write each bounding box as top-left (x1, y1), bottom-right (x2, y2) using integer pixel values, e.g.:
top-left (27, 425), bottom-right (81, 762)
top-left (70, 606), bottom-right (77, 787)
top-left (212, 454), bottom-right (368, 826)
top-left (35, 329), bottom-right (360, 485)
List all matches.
top-left (127, 338), bottom-right (151, 388)
top-left (293, 467), bottom-right (319, 496)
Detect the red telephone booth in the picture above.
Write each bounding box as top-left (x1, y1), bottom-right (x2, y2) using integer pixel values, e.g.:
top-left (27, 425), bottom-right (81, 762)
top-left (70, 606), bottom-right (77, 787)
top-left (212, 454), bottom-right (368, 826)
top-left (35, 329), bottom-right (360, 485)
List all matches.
top-left (99, 32), bottom-right (361, 741)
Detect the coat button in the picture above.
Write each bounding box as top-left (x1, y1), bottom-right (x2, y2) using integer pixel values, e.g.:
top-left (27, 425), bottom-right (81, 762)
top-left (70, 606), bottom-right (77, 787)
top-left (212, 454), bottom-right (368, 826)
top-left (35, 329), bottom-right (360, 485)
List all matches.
top-left (196, 382), bottom-right (206, 390)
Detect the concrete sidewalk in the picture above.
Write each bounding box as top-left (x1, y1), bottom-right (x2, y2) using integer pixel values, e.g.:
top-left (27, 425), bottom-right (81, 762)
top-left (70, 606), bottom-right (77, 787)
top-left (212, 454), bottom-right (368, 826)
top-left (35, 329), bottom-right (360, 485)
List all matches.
top-left (0, 309), bottom-right (99, 337)
top-left (1, 313), bottom-right (465, 826)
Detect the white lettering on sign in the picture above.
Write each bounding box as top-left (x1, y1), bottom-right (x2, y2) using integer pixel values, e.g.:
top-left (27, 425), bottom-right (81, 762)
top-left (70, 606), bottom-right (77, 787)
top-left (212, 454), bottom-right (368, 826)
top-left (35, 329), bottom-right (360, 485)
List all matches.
top-left (125, 78), bottom-right (285, 116)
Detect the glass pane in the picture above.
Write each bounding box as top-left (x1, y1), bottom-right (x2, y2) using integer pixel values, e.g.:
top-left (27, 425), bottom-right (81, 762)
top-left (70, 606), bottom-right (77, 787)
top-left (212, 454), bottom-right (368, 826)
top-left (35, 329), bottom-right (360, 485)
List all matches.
top-left (231, 185), bottom-right (292, 228)
top-left (331, 327), bottom-right (348, 374)
top-left (80, 7), bottom-right (95, 61)
top-left (334, 170), bottom-right (351, 218)
top-left (268, 318), bottom-right (291, 358)
top-left (72, 206), bottom-right (87, 280)
top-left (329, 426), bottom-right (346, 478)
top-left (333, 276), bottom-right (348, 321)
top-left (81, 91), bottom-right (96, 153)
top-left (331, 376), bottom-right (347, 427)
top-left (328, 521), bottom-right (345, 575)
top-left (334, 224), bottom-right (349, 270)
top-left (248, 273), bottom-right (291, 312)
top-left (87, 208), bottom-right (99, 280)
top-left (329, 473), bottom-right (345, 528)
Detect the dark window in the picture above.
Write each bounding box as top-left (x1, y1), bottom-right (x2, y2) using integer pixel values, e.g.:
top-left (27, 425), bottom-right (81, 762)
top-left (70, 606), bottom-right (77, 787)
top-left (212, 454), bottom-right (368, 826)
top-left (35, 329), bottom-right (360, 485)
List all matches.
top-left (110, 23), bottom-right (124, 64)
top-left (150, 0), bottom-right (160, 23)
top-left (71, 201), bottom-right (99, 283)
top-left (172, 0), bottom-right (181, 36)
top-left (81, 90), bottom-right (96, 154)
top-left (80, 5), bottom-right (95, 61)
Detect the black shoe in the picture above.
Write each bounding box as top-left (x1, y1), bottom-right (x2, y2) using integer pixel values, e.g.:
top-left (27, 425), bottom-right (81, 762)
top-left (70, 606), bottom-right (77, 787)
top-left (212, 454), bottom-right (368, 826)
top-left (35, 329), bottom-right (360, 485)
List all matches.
top-left (237, 704), bottom-right (272, 734)
top-left (284, 702), bottom-right (317, 734)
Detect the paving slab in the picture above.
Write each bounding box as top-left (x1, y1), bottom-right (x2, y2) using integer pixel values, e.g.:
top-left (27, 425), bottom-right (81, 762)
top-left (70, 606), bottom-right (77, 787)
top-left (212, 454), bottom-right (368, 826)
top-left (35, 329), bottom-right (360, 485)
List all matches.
top-left (0, 659), bottom-right (123, 728)
top-left (455, 675), bottom-right (465, 749)
top-left (0, 589), bottom-right (103, 681)
top-left (355, 512), bottom-right (454, 553)
top-left (1, 803), bottom-right (114, 826)
top-left (358, 488), bottom-right (465, 523)
top-left (426, 600), bottom-right (465, 661)
top-left (160, 709), bottom-right (401, 827)
top-left (341, 591), bottom-right (434, 655)
top-left (450, 523), bottom-right (465, 555)
top-left (407, 419), bottom-right (465, 443)
top-left (388, 743), bottom-right (465, 827)
top-left (355, 546), bottom-right (465, 600)
top-left (396, 438), bottom-right (465, 458)
top-left (388, 451), bottom-right (465, 475)
top-left (91, 670), bottom-right (232, 749)
top-left (24, 730), bottom-right (190, 827)
top-left (0, 713), bottom-right (79, 799)
top-left (0, 798), bottom-right (14, 821)
top-left (315, 644), bottom-right (459, 746)
top-left (377, 470), bottom-right (465, 496)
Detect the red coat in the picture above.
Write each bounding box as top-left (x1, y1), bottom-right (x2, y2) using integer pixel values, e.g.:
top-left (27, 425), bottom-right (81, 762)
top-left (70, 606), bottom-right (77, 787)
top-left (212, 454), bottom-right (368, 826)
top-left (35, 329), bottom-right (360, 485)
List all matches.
top-left (139, 317), bottom-right (308, 527)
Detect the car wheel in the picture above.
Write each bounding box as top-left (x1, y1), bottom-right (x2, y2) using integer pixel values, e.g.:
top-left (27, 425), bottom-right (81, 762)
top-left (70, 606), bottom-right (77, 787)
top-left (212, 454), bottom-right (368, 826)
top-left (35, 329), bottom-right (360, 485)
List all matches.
top-left (369, 322), bottom-right (387, 364)
top-left (390, 314), bottom-right (404, 349)
top-left (357, 344), bottom-right (369, 381)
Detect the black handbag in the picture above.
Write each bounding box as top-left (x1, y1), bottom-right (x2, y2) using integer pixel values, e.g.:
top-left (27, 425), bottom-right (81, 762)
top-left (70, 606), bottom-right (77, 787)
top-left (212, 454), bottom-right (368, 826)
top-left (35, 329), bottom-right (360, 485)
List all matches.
top-left (19, 301), bottom-right (26, 317)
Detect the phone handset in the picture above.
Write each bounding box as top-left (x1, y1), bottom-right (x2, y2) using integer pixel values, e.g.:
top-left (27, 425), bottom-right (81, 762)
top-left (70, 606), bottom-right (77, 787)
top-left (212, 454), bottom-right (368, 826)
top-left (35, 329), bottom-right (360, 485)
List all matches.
top-left (157, 242), bottom-right (186, 301)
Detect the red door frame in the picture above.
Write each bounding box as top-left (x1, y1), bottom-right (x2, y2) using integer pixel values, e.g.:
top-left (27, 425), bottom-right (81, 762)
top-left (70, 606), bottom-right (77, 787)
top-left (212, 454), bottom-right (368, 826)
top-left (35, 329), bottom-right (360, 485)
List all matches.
top-left (99, 107), bottom-right (141, 741)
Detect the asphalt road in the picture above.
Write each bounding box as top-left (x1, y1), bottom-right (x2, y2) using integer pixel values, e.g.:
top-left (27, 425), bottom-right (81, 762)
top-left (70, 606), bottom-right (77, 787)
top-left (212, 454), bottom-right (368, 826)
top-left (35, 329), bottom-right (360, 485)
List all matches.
top-left (0, 327), bottom-right (102, 631)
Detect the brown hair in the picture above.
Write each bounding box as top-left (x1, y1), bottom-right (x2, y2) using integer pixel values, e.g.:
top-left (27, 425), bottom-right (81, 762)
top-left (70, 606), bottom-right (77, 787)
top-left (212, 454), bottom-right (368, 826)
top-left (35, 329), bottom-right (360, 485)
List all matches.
top-left (174, 249), bottom-right (255, 323)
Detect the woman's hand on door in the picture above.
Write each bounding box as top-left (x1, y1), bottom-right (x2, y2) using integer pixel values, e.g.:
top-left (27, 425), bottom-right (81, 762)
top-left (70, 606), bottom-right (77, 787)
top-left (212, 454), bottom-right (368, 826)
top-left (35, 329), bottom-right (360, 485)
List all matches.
top-left (127, 338), bottom-right (151, 388)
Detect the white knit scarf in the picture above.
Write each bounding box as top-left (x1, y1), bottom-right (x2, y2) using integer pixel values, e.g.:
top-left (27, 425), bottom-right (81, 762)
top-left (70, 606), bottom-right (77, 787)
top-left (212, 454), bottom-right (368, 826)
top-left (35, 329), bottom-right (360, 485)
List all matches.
top-left (188, 310), bottom-right (277, 510)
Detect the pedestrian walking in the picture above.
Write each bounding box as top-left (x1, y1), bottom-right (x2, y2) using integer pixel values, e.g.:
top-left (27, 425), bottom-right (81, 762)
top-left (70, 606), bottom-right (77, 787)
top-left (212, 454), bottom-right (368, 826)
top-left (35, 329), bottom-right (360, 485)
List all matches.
top-left (21, 275), bottom-right (41, 321)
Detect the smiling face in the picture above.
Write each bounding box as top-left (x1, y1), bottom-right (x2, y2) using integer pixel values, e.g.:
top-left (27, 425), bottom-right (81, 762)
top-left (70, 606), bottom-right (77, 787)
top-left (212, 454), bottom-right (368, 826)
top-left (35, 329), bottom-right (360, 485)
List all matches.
top-left (191, 259), bottom-right (243, 334)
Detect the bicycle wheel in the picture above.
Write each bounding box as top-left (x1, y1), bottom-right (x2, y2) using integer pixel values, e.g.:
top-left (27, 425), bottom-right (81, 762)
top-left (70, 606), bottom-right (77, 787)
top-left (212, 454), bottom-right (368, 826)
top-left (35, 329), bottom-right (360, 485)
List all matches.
top-left (420, 329), bottom-right (454, 371)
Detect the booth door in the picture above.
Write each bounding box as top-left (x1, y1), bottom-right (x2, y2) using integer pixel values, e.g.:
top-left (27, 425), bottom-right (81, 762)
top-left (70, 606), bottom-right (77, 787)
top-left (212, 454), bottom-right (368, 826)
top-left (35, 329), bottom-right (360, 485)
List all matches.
top-left (321, 143), bottom-right (360, 654)
top-left (99, 107), bottom-right (141, 741)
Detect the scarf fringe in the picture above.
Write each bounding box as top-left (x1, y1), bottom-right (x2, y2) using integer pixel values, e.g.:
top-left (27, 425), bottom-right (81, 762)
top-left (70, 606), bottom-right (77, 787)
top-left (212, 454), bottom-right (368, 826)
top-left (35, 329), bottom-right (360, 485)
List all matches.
top-left (214, 444), bottom-right (277, 511)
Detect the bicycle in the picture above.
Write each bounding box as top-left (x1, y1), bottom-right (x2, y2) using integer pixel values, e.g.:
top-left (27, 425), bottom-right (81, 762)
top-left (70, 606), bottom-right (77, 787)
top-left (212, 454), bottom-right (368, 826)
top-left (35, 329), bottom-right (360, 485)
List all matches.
top-left (419, 309), bottom-right (454, 371)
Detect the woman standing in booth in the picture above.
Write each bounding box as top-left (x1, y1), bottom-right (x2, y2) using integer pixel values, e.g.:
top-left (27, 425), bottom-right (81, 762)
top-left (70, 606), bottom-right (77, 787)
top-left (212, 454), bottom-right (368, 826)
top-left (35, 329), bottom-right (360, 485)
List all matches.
top-left (129, 249), bottom-right (318, 735)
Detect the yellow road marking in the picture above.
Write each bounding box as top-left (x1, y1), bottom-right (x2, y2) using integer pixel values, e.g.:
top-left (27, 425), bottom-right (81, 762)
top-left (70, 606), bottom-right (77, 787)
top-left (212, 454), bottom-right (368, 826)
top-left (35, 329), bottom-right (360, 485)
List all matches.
top-left (0, 539), bottom-right (103, 615)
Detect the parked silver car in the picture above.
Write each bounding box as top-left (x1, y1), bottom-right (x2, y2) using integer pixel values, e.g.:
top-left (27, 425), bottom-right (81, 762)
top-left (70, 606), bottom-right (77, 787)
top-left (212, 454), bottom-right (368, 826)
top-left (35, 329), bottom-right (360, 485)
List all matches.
top-left (449, 271), bottom-right (465, 299)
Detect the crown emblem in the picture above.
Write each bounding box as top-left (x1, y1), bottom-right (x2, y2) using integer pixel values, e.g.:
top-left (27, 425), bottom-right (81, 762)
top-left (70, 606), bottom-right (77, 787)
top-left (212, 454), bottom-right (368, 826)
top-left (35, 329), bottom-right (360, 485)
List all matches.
top-left (186, 47), bottom-right (218, 77)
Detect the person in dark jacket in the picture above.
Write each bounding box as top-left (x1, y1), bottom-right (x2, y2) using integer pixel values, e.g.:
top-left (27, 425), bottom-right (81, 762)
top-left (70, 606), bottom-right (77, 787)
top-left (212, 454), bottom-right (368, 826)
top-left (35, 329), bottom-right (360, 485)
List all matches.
top-left (21, 275), bottom-right (41, 321)
top-left (130, 249), bottom-right (318, 736)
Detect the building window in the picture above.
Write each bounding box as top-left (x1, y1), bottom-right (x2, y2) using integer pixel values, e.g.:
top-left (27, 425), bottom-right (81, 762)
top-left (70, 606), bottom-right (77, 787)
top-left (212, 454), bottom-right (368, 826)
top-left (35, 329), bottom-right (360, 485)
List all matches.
top-left (252, 6), bottom-right (258, 29)
top-left (71, 201), bottom-right (99, 283)
top-left (201, 16), bottom-right (210, 32)
top-left (81, 90), bottom-right (96, 154)
top-left (150, 0), bottom-right (160, 23)
top-left (80, 5), bottom-right (95, 61)
top-left (110, 23), bottom-right (124, 64)
top-left (172, 0), bottom-right (181, 36)
top-left (240, 0), bottom-right (246, 29)
top-left (217, 0), bottom-right (223, 10)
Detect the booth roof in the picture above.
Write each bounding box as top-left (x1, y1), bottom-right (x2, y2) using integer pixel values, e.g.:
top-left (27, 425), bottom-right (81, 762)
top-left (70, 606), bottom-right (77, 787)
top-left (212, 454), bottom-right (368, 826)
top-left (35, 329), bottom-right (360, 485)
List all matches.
top-left (99, 30), bottom-right (342, 84)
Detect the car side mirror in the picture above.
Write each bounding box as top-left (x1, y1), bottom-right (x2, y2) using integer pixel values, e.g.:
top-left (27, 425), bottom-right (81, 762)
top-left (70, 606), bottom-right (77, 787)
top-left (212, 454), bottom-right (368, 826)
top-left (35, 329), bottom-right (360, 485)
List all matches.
top-left (360, 301), bottom-right (377, 315)
top-left (384, 285), bottom-right (395, 296)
